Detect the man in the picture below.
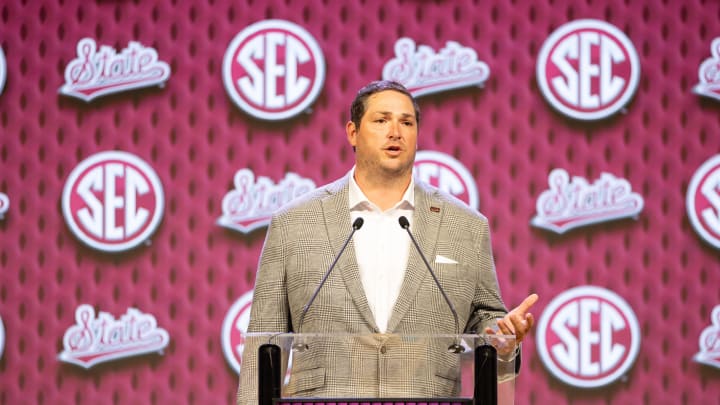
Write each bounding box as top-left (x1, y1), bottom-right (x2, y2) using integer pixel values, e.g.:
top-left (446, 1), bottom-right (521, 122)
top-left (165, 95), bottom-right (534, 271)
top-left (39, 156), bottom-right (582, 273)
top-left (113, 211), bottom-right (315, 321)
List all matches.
top-left (236, 80), bottom-right (538, 403)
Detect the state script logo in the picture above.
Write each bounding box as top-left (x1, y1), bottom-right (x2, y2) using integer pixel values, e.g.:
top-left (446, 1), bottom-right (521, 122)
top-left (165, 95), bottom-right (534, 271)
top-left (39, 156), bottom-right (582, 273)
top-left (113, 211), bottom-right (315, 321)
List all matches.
top-left (62, 151), bottom-right (165, 252)
top-left (223, 19), bottom-right (326, 120)
top-left (531, 168), bottom-right (644, 234)
top-left (686, 154), bottom-right (720, 249)
top-left (693, 37), bottom-right (720, 101)
top-left (59, 38), bottom-right (171, 102)
top-left (58, 304), bottom-right (170, 369)
top-left (382, 37), bottom-right (490, 97)
top-left (695, 304), bottom-right (720, 369)
top-left (536, 19), bottom-right (640, 120)
top-left (218, 169), bottom-right (316, 234)
top-left (536, 286), bottom-right (641, 388)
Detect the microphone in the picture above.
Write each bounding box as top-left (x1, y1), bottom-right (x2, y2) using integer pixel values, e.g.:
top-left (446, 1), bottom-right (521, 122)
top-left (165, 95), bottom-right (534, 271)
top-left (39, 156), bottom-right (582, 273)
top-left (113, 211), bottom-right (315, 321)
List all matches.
top-left (295, 217), bottom-right (364, 335)
top-left (398, 215), bottom-right (465, 353)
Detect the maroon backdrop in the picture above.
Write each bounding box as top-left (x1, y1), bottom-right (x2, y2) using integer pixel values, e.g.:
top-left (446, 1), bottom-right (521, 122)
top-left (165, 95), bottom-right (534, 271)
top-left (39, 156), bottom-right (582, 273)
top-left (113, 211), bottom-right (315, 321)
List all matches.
top-left (0, 0), bottom-right (719, 404)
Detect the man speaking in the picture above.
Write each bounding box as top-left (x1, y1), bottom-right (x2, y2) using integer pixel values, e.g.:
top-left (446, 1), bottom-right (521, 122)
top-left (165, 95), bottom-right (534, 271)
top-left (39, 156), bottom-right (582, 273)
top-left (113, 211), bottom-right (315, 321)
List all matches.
top-left (236, 80), bottom-right (538, 404)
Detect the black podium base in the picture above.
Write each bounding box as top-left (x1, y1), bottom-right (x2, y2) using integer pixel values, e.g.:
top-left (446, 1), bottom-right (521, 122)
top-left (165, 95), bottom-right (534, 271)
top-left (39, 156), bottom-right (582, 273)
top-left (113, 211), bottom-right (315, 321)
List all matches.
top-left (276, 398), bottom-right (472, 405)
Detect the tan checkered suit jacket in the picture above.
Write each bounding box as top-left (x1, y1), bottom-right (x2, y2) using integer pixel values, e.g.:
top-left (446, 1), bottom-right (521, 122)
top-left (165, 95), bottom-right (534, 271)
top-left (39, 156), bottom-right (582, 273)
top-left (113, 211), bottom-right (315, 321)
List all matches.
top-left (236, 174), bottom-right (509, 404)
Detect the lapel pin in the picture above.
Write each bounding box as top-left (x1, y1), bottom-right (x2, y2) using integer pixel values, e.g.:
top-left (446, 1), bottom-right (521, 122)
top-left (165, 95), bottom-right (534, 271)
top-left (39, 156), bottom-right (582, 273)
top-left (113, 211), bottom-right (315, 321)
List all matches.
top-left (430, 206), bottom-right (440, 213)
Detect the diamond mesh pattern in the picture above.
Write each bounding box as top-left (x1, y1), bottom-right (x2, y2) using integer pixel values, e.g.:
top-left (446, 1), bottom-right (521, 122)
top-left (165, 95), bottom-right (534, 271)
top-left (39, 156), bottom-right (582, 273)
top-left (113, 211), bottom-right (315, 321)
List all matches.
top-left (0, 0), bottom-right (719, 404)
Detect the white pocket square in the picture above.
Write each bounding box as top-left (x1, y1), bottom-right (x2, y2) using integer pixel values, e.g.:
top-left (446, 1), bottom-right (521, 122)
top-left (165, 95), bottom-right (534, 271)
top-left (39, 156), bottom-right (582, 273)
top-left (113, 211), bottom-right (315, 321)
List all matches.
top-left (434, 255), bottom-right (458, 264)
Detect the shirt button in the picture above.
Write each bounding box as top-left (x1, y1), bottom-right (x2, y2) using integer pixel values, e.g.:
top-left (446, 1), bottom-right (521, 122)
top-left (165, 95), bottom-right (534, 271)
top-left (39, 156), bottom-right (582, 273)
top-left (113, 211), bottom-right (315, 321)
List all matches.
top-left (380, 346), bottom-right (387, 354)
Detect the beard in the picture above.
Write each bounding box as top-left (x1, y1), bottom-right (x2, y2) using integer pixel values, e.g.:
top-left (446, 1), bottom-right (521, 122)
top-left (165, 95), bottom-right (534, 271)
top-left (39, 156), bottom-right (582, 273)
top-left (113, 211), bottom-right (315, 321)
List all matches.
top-left (356, 149), bottom-right (415, 185)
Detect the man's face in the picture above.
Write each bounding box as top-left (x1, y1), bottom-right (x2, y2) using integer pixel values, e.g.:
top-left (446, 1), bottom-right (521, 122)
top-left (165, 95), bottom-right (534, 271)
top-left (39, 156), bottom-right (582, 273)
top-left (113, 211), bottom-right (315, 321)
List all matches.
top-left (347, 90), bottom-right (418, 179)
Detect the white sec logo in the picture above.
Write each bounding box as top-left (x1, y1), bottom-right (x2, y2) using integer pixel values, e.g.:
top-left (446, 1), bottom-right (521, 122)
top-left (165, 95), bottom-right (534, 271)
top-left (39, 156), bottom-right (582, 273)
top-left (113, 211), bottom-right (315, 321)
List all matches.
top-left (686, 154), bottom-right (720, 249)
top-left (536, 19), bottom-right (640, 120)
top-left (223, 19), bottom-right (326, 121)
top-left (0, 315), bottom-right (4, 360)
top-left (536, 286), bottom-right (641, 388)
top-left (414, 150), bottom-right (479, 210)
top-left (0, 46), bottom-right (6, 96)
top-left (221, 290), bottom-right (254, 374)
top-left (62, 151), bottom-right (165, 252)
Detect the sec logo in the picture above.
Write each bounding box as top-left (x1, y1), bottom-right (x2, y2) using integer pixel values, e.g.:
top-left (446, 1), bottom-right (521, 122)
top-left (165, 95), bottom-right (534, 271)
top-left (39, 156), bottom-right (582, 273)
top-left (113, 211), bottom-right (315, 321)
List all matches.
top-left (0, 315), bottom-right (4, 360)
top-left (61, 151), bottom-right (164, 252)
top-left (0, 192), bottom-right (8, 219)
top-left (0, 46), bottom-right (6, 96)
top-left (686, 154), bottom-right (720, 249)
top-left (536, 19), bottom-right (640, 120)
top-left (221, 290), bottom-right (254, 374)
top-left (536, 286), bottom-right (641, 388)
top-left (222, 19), bottom-right (326, 120)
top-left (414, 150), bottom-right (479, 210)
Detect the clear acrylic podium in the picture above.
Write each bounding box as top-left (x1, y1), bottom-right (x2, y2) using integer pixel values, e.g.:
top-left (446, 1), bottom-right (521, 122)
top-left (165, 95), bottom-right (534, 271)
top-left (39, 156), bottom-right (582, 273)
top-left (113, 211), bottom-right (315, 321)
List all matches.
top-left (239, 333), bottom-right (517, 405)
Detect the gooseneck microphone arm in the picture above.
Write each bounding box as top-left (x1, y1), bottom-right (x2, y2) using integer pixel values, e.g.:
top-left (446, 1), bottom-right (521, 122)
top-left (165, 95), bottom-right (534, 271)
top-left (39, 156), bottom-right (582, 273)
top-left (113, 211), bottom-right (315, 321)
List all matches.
top-left (296, 217), bottom-right (364, 331)
top-left (398, 215), bottom-right (465, 353)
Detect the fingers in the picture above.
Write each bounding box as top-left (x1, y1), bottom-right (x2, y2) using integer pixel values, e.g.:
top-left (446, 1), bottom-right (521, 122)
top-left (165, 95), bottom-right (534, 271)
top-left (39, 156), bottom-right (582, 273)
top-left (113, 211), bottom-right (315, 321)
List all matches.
top-left (516, 293), bottom-right (539, 314)
top-left (484, 326), bottom-right (514, 355)
top-left (525, 312), bottom-right (535, 330)
top-left (502, 311), bottom-right (537, 343)
top-left (497, 317), bottom-right (514, 334)
top-left (486, 294), bottom-right (540, 343)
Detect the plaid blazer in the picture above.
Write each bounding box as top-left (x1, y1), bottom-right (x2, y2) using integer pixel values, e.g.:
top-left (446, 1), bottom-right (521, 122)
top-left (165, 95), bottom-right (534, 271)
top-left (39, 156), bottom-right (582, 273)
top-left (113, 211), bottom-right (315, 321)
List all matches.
top-left (236, 174), bottom-right (509, 404)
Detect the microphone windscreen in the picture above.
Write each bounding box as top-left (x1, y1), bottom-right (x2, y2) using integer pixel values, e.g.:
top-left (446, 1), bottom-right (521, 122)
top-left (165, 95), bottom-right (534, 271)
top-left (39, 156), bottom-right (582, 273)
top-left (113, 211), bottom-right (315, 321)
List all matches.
top-left (398, 216), bottom-right (410, 229)
top-left (353, 217), bottom-right (364, 230)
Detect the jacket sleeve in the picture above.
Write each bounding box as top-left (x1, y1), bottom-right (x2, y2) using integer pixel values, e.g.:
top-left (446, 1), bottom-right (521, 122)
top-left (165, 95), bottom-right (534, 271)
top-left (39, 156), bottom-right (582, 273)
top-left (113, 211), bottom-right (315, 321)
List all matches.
top-left (236, 215), bottom-right (291, 405)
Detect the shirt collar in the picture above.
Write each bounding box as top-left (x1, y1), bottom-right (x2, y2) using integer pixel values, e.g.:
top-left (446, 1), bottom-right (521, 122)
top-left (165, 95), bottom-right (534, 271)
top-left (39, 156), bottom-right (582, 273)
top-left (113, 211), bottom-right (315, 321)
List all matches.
top-left (348, 166), bottom-right (415, 212)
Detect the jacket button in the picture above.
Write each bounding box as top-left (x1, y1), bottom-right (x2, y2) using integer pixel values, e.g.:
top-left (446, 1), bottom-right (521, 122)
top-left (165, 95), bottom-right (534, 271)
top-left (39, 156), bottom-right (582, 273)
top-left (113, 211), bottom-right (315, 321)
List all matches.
top-left (380, 346), bottom-right (387, 354)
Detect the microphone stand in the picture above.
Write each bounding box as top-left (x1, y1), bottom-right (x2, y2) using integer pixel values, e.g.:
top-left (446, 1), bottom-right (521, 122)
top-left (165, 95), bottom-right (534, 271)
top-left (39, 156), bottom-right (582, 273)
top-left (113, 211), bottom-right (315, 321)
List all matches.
top-left (292, 217), bottom-right (364, 351)
top-left (399, 216), bottom-right (465, 353)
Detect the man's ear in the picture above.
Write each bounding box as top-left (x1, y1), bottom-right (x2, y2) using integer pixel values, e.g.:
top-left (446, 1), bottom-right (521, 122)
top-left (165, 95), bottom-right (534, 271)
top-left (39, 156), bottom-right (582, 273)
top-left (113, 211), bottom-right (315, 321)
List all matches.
top-left (346, 121), bottom-right (357, 148)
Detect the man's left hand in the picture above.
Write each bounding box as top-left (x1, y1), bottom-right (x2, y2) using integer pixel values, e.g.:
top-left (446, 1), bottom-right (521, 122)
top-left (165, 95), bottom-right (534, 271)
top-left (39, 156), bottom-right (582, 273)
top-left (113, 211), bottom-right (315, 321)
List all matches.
top-left (484, 293), bottom-right (539, 344)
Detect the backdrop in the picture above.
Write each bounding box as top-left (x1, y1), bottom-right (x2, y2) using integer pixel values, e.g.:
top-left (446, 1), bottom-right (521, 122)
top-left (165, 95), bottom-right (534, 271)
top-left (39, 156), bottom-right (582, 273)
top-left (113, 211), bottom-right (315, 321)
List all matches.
top-left (0, 0), bottom-right (719, 404)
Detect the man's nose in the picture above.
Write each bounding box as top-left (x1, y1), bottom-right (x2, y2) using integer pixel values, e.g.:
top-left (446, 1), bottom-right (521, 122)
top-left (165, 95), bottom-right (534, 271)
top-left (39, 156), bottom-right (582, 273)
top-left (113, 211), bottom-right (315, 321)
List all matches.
top-left (388, 121), bottom-right (401, 138)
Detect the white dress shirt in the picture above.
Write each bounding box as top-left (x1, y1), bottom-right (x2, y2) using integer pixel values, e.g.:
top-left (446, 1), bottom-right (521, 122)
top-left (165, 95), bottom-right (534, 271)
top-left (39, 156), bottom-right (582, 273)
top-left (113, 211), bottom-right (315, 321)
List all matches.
top-left (348, 168), bottom-right (414, 333)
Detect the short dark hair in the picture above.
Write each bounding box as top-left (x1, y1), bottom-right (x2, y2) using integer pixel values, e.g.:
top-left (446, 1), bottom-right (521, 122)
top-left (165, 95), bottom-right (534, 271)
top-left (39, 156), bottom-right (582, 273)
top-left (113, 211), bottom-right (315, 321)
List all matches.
top-left (349, 80), bottom-right (420, 129)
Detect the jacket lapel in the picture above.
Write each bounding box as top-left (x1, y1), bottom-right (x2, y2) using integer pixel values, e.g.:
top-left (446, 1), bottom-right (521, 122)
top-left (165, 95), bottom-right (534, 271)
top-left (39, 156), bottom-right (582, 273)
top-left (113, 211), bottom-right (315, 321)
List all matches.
top-left (386, 182), bottom-right (442, 332)
top-left (321, 175), bottom-right (378, 332)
